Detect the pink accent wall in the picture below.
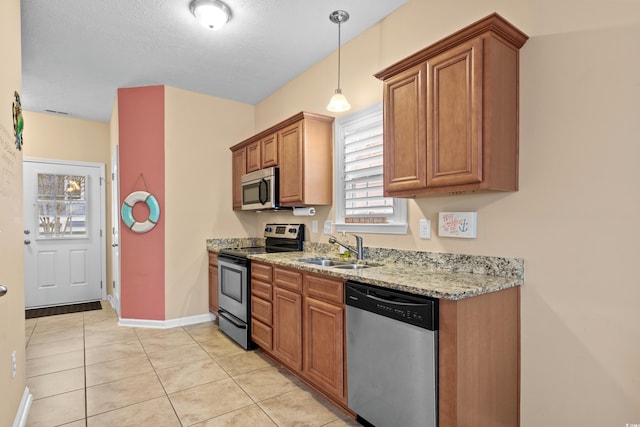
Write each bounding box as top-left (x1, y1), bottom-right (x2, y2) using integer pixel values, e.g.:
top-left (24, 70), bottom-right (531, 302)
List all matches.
top-left (118, 86), bottom-right (165, 320)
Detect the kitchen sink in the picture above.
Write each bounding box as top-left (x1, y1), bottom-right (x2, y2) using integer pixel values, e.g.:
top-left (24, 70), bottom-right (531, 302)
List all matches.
top-left (296, 257), bottom-right (351, 267)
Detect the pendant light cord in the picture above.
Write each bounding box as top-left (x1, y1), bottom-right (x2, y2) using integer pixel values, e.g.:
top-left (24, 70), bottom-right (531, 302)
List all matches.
top-left (337, 21), bottom-right (342, 89)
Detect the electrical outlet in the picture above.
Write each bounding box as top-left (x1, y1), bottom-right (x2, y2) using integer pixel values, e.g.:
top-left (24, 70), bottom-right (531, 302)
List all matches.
top-left (419, 219), bottom-right (431, 239)
top-left (323, 220), bottom-right (332, 235)
top-left (311, 220), bottom-right (318, 233)
top-left (11, 350), bottom-right (16, 378)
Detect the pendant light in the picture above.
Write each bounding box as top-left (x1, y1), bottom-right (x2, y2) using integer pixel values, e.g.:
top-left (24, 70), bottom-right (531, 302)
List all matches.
top-left (190, 0), bottom-right (231, 30)
top-left (327, 10), bottom-right (351, 113)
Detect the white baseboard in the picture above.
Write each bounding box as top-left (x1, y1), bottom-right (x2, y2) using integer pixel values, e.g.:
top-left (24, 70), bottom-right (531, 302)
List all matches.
top-left (13, 387), bottom-right (32, 427)
top-left (118, 312), bottom-right (216, 329)
top-left (107, 293), bottom-right (121, 317)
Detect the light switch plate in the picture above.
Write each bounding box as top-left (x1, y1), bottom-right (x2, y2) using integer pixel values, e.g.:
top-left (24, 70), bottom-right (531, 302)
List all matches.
top-left (438, 212), bottom-right (477, 238)
top-left (323, 220), bottom-right (332, 235)
top-left (311, 220), bottom-right (318, 233)
top-left (419, 219), bottom-right (431, 239)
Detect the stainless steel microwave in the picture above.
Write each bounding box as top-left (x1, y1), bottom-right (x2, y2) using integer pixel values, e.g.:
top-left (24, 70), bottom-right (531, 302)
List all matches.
top-left (241, 167), bottom-right (279, 210)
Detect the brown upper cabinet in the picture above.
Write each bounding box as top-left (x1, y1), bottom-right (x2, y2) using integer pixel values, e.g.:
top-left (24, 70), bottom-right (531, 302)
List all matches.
top-left (230, 112), bottom-right (334, 210)
top-left (231, 148), bottom-right (246, 210)
top-left (375, 13), bottom-right (528, 197)
top-left (246, 132), bottom-right (279, 173)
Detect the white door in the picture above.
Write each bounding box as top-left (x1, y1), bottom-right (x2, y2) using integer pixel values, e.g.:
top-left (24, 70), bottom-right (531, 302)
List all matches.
top-left (23, 158), bottom-right (105, 308)
top-left (111, 146), bottom-right (121, 316)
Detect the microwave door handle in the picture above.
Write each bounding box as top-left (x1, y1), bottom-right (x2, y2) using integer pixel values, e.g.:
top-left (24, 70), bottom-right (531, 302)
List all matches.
top-left (259, 178), bottom-right (268, 205)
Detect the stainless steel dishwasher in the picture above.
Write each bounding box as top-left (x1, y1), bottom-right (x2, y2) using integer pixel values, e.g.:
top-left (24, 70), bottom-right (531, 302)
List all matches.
top-left (346, 281), bottom-right (438, 427)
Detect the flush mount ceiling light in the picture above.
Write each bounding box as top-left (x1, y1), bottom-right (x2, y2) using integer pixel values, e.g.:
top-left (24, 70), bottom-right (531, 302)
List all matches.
top-left (327, 10), bottom-right (351, 113)
top-left (190, 0), bottom-right (231, 30)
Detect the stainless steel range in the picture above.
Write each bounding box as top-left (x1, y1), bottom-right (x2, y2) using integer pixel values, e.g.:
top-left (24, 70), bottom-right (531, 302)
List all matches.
top-left (217, 223), bottom-right (304, 350)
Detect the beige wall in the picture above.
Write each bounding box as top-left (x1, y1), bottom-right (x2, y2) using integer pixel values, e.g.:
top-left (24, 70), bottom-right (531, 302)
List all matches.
top-left (163, 86), bottom-right (255, 319)
top-left (256, 0), bottom-right (640, 425)
top-left (23, 111), bottom-right (110, 164)
top-left (0, 0), bottom-right (25, 424)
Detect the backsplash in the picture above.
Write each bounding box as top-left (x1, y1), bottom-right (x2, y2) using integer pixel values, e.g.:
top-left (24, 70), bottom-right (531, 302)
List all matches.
top-left (305, 242), bottom-right (524, 279)
top-left (207, 237), bottom-right (264, 251)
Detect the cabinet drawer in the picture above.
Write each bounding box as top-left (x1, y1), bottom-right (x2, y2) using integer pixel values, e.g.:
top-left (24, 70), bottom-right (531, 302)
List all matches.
top-left (304, 273), bottom-right (344, 305)
top-left (208, 252), bottom-right (218, 266)
top-left (251, 295), bottom-right (272, 325)
top-left (252, 279), bottom-right (272, 301)
top-left (274, 267), bottom-right (303, 293)
top-left (251, 318), bottom-right (273, 351)
top-left (252, 262), bottom-right (273, 282)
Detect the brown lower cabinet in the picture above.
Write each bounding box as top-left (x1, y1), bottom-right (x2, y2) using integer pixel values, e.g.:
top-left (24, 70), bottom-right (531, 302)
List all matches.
top-left (250, 261), bottom-right (520, 424)
top-left (303, 296), bottom-right (345, 403)
top-left (251, 262), bottom-right (347, 407)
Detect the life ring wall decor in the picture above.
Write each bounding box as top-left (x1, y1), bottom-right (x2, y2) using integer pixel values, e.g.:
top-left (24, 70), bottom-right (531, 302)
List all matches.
top-left (121, 191), bottom-right (160, 233)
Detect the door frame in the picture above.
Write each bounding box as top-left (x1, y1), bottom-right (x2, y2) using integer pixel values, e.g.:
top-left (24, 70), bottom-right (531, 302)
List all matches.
top-left (23, 157), bottom-right (107, 303)
top-left (110, 146), bottom-right (121, 316)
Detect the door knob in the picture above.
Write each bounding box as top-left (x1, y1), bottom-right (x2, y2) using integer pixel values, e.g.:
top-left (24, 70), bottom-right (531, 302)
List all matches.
top-left (0, 285), bottom-right (7, 297)
top-left (24, 239), bottom-right (31, 245)
top-left (24, 229), bottom-right (31, 235)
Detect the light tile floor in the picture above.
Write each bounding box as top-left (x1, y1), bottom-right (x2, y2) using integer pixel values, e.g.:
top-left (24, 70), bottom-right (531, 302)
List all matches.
top-left (24, 301), bottom-right (358, 427)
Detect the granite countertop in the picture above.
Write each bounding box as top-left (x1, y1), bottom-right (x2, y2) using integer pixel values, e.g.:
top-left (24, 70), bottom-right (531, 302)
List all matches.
top-left (207, 239), bottom-right (524, 300)
top-left (248, 251), bottom-right (523, 301)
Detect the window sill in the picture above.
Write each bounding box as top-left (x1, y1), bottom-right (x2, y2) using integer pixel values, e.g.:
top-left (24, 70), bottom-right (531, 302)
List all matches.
top-left (334, 222), bottom-right (408, 235)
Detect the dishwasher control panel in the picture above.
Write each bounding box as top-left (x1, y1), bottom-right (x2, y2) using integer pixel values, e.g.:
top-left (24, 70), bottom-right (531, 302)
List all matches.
top-left (345, 281), bottom-right (438, 330)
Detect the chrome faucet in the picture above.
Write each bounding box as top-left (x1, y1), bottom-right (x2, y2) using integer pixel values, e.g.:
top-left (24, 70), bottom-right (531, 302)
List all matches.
top-left (328, 234), bottom-right (364, 260)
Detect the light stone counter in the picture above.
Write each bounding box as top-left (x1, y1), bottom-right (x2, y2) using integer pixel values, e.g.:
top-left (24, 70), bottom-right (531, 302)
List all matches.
top-left (207, 239), bottom-right (524, 300)
top-left (249, 251), bottom-right (523, 301)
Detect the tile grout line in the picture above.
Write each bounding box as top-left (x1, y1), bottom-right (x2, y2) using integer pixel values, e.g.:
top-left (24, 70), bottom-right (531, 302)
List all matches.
top-left (136, 325), bottom-right (186, 426)
top-left (184, 326), bottom-right (282, 427)
top-left (83, 312), bottom-right (89, 426)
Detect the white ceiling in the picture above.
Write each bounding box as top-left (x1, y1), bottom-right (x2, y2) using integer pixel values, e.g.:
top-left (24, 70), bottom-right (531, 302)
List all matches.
top-left (20, 0), bottom-right (407, 123)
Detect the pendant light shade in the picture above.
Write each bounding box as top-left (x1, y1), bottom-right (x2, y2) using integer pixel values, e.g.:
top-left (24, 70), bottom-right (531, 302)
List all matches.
top-left (327, 10), bottom-right (351, 113)
top-left (190, 0), bottom-right (231, 30)
top-left (327, 89), bottom-right (351, 113)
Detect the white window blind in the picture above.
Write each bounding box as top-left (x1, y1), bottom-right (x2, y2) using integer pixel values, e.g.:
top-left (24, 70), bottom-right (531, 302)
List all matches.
top-left (334, 103), bottom-right (407, 235)
top-left (343, 116), bottom-right (393, 217)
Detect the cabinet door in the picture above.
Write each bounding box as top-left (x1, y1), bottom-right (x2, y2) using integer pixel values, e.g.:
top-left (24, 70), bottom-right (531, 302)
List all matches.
top-left (383, 63), bottom-right (428, 195)
top-left (261, 133), bottom-right (278, 168)
top-left (426, 38), bottom-right (483, 188)
top-left (232, 148), bottom-right (246, 210)
top-left (208, 264), bottom-right (218, 314)
top-left (246, 141), bottom-right (261, 173)
top-left (273, 287), bottom-right (303, 371)
top-left (278, 121), bottom-right (304, 205)
top-left (303, 297), bottom-right (345, 403)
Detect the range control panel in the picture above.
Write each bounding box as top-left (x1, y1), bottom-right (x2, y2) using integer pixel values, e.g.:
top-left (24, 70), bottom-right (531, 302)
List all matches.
top-left (264, 223), bottom-right (304, 239)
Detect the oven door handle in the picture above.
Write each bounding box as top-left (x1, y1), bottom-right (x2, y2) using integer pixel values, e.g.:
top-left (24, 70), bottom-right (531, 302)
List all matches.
top-left (218, 309), bottom-right (247, 329)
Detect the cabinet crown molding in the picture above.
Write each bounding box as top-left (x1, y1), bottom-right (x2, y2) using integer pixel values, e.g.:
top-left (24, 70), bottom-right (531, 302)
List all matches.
top-left (230, 111), bottom-right (334, 152)
top-left (375, 12), bottom-right (528, 80)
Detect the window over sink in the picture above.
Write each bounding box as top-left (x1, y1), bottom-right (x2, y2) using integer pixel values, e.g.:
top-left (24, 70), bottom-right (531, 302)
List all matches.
top-left (334, 102), bottom-right (407, 234)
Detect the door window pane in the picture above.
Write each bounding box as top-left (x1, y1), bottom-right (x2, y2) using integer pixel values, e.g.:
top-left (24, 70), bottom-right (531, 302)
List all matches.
top-left (37, 173), bottom-right (87, 238)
